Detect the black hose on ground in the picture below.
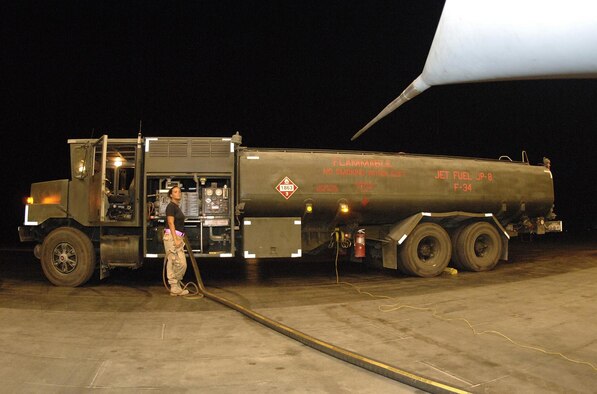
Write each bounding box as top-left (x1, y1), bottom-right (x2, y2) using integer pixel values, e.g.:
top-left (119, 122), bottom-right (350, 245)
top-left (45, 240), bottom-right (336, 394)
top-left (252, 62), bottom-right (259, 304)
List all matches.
top-left (182, 236), bottom-right (468, 394)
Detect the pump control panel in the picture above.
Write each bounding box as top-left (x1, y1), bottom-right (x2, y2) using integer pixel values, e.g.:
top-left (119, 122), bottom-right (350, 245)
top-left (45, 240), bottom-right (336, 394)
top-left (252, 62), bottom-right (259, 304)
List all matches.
top-left (202, 183), bottom-right (229, 215)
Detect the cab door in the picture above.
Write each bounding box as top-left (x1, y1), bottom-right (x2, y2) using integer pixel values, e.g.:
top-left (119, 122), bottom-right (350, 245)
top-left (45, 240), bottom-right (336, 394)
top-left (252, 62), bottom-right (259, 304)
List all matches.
top-left (89, 135), bottom-right (109, 223)
top-left (94, 136), bottom-right (141, 226)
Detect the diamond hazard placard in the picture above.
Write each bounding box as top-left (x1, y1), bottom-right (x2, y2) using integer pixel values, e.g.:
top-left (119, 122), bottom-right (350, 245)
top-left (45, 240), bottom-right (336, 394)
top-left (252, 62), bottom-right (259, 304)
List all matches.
top-left (276, 176), bottom-right (298, 200)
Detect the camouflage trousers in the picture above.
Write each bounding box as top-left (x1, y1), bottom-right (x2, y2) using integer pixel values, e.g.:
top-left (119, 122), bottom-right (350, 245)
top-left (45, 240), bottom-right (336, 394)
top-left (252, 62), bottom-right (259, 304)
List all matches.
top-left (163, 232), bottom-right (187, 287)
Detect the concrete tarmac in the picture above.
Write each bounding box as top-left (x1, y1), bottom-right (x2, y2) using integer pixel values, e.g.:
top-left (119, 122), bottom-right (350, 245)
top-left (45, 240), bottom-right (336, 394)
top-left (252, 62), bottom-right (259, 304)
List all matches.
top-left (1, 234), bottom-right (596, 393)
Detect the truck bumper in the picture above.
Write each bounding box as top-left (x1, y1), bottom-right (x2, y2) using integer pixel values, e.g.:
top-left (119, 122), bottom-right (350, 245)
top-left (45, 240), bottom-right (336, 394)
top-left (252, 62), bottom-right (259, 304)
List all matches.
top-left (18, 226), bottom-right (36, 242)
top-left (544, 220), bottom-right (563, 232)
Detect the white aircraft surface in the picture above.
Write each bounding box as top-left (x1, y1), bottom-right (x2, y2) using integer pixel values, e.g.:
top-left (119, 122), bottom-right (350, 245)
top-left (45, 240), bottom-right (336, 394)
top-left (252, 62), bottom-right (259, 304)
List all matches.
top-left (353, 0), bottom-right (597, 140)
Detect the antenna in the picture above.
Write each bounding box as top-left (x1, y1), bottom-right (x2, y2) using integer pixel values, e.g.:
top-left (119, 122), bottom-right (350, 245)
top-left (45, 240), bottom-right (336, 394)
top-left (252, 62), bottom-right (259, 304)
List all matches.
top-left (137, 120), bottom-right (143, 144)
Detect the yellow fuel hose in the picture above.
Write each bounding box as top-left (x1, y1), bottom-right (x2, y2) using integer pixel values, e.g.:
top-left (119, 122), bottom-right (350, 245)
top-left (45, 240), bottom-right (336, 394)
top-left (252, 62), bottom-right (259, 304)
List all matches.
top-left (183, 236), bottom-right (469, 394)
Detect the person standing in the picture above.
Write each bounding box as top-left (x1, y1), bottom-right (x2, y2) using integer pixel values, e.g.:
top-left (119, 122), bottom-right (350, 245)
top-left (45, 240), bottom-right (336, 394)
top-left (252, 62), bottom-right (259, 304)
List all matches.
top-left (163, 185), bottom-right (189, 296)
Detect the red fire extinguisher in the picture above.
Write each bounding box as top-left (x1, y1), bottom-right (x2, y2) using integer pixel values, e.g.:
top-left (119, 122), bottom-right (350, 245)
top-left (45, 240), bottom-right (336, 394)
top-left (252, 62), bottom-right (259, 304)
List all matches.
top-left (354, 229), bottom-right (365, 258)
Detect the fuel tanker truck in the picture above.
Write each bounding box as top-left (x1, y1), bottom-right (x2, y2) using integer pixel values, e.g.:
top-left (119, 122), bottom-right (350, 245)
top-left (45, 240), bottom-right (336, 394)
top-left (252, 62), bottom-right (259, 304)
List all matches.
top-left (18, 133), bottom-right (562, 286)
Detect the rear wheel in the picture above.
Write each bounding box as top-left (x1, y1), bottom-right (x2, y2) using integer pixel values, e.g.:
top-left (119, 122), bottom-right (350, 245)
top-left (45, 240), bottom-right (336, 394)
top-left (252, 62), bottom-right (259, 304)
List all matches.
top-left (454, 222), bottom-right (502, 271)
top-left (449, 225), bottom-right (466, 270)
top-left (41, 227), bottom-right (95, 287)
top-left (399, 223), bottom-right (451, 277)
top-left (396, 256), bottom-right (414, 276)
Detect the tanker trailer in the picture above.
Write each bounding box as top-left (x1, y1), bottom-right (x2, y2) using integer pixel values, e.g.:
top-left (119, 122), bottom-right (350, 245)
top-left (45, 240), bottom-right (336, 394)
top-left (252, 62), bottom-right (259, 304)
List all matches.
top-left (237, 148), bottom-right (561, 277)
top-left (19, 134), bottom-right (562, 287)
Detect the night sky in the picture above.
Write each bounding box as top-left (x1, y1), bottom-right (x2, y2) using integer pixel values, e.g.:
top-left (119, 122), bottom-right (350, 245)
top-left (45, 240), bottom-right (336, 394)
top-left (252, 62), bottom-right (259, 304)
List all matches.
top-left (3, 1), bottom-right (596, 245)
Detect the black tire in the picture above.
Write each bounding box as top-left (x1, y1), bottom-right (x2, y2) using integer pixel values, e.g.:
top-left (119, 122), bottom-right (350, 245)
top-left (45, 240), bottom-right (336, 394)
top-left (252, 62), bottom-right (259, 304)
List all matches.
top-left (396, 258), bottom-right (414, 276)
top-left (41, 227), bottom-right (96, 287)
top-left (454, 222), bottom-right (502, 272)
top-left (399, 223), bottom-right (451, 277)
top-left (449, 225), bottom-right (467, 270)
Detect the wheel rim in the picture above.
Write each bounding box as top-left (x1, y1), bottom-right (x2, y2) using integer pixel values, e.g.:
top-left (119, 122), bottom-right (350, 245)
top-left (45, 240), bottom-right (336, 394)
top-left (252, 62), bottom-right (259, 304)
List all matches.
top-left (474, 235), bottom-right (493, 257)
top-left (52, 242), bottom-right (77, 274)
top-left (417, 236), bottom-right (439, 263)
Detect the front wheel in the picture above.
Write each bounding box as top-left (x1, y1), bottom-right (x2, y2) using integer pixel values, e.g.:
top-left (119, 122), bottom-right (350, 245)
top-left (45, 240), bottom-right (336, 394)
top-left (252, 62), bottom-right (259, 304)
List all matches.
top-left (41, 227), bottom-right (96, 287)
top-left (399, 223), bottom-right (451, 277)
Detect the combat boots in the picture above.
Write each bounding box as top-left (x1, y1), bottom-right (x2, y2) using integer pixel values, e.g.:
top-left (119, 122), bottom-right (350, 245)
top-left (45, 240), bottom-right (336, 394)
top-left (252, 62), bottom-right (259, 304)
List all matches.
top-left (170, 284), bottom-right (189, 296)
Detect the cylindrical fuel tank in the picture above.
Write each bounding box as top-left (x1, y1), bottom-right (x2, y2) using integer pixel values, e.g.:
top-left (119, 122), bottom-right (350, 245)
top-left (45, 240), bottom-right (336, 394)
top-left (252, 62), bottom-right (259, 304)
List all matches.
top-left (238, 149), bottom-right (554, 225)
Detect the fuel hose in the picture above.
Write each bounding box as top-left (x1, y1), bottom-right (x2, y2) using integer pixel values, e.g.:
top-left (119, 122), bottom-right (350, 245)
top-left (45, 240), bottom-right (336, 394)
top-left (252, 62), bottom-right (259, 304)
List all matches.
top-left (183, 236), bottom-right (469, 394)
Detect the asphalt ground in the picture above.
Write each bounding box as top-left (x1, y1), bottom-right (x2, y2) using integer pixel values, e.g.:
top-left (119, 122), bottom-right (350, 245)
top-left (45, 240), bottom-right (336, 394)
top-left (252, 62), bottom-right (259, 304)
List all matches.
top-left (1, 233), bottom-right (596, 393)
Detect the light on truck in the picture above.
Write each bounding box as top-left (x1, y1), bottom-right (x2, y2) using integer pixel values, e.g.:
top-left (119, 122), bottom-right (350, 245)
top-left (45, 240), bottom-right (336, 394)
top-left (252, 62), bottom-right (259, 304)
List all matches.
top-left (41, 195), bottom-right (61, 204)
top-left (305, 202), bottom-right (313, 214)
top-left (75, 160), bottom-right (87, 179)
top-left (26, 196), bottom-right (33, 204)
top-left (339, 202), bottom-right (349, 214)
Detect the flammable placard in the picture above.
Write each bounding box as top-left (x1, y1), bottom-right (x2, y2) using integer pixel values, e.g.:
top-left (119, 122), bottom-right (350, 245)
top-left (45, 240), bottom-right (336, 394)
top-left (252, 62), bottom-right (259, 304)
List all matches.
top-left (276, 176), bottom-right (298, 200)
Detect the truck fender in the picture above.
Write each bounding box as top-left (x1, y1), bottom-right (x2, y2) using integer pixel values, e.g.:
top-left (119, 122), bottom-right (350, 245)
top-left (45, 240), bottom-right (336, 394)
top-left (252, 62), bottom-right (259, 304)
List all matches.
top-left (382, 211), bottom-right (509, 273)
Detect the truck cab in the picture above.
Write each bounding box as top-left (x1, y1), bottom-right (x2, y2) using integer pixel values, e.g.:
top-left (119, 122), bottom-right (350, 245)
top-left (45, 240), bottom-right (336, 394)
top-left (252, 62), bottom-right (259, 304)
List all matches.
top-left (19, 134), bottom-right (239, 286)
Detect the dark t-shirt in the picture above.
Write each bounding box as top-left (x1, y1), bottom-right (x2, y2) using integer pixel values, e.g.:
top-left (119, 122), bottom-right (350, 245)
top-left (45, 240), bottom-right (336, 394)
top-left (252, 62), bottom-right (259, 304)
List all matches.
top-left (166, 202), bottom-right (185, 232)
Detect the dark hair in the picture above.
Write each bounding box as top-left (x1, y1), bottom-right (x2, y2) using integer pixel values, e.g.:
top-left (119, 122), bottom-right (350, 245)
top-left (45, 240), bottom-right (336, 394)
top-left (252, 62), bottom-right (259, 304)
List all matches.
top-left (167, 186), bottom-right (181, 198)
